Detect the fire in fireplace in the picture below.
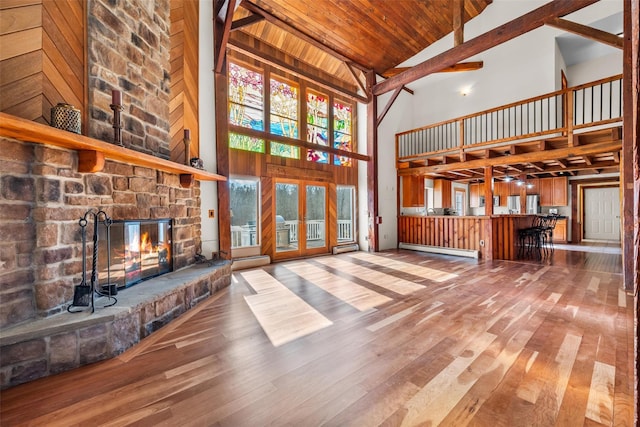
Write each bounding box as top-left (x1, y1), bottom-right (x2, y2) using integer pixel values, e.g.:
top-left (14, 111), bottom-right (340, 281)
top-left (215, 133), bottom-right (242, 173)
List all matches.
top-left (99, 219), bottom-right (173, 289)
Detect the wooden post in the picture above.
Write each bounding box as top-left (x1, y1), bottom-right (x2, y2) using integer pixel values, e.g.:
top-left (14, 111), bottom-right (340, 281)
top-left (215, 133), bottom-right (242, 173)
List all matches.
top-left (621, 0), bottom-right (638, 292)
top-left (366, 70), bottom-right (379, 252)
top-left (483, 166), bottom-right (493, 260)
top-left (214, 16), bottom-right (231, 260)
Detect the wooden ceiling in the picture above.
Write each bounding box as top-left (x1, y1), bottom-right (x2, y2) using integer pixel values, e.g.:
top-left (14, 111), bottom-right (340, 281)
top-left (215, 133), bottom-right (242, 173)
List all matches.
top-left (230, 0), bottom-right (492, 87)
top-left (223, 0), bottom-right (622, 181)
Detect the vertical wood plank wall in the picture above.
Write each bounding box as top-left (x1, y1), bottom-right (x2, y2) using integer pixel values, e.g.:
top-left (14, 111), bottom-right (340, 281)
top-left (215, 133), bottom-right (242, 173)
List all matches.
top-left (398, 216), bottom-right (488, 258)
top-left (398, 215), bottom-right (536, 261)
top-left (169, 0), bottom-right (199, 164)
top-left (0, 0), bottom-right (86, 125)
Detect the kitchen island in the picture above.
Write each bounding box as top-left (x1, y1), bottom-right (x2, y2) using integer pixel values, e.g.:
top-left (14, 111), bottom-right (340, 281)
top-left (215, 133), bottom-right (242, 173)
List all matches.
top-left (398, 214), bottom-right (539, 260)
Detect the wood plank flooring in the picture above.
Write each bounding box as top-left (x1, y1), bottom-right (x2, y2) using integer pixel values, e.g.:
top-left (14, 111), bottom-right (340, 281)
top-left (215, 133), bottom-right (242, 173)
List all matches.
top-left (0, 248), bottom-right (634, 426)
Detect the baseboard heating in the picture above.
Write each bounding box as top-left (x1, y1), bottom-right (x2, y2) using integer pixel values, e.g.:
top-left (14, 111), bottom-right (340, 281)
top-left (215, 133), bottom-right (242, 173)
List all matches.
top-left (332, 244), bottom-right (359, 255)
top-left (231, 255), bottom-right (271, 270)
top-left (399, 243), bottom-right (479, 259)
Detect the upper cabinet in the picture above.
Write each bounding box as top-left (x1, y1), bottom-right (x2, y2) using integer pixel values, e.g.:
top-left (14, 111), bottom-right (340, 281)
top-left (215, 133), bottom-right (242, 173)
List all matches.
top-left (434, 179), bottom-right (452, 208)
top-left (540, 177), bottom-right (568, 206)
top-left (494, 182), bottom-right (510, 206)
top-left (469, 182), bottom-right (485, 208)
top-left (402, 175), bottom-right (425, 207)
top-left (526, 178), bottom-right (539, 195)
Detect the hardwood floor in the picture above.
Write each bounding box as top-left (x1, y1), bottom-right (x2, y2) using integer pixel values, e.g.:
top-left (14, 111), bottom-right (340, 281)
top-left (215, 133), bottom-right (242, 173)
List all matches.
top-left (0, 248), bottom-right (634, 426)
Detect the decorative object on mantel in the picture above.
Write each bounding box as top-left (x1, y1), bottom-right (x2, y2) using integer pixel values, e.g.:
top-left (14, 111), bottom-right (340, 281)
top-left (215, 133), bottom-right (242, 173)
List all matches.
top-left (183, 128), bottom-right (191, 165)
top-left (68, 209), bottom-right (117, 314)
top-left (51, 103), bottom-right (81, 134)
top-left (110, 89), bottom-right (124, 147)
top-left (190, 157), bottom-right (204, 169)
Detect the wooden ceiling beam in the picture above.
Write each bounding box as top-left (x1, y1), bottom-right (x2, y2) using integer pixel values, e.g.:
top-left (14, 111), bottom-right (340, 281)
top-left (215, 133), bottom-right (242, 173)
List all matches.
top-left (373, 0), bottom-right (598, 95)
top-left (382, 61), bottom-right (483, 78)
top-left (231, 14), bottom-right (265, 31)
top-left (453, 0), bottom-right (465, 47)
top-left (215, 0), bottom-right (238, 73)
top-left (398, 140), bottom-right (621, 175)
top-left (344, 63), bottom-right (367, 97)
top-left (545, 17), bottom-right (624, 49)
top-left (227, 38), bottom-right (369, 104)
top-left (240, 1), bottom-right (372, 74)
top-left (529, 162), bottom-right (545, 171)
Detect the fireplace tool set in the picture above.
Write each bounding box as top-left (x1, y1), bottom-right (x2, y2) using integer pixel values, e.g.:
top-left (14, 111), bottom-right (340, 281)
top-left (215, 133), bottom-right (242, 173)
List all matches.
top-left (68, 209), bottom-right (118, 313)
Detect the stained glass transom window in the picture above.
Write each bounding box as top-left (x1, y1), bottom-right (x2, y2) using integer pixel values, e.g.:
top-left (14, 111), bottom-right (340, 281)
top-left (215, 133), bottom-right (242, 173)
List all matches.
top-left (333, 101), bottom-right (352, 166)
top-left (270, 142), bottom-right (299, 159)
top-left (306, 91), bottom-right (329, 164)
top-left (229, 133), bottom-right (265, 153)
top-left (229, 62), bottom-right (264, 132)
top-left (270, 78), bottom-right (298, 138)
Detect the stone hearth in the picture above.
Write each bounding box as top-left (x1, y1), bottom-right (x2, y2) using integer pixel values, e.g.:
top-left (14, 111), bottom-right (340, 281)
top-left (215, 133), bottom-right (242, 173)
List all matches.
top-left (0, 261), bottom-right (230, 389)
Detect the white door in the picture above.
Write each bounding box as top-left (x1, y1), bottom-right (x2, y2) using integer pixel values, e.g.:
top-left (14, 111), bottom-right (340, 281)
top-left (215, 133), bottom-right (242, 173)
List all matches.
top-left (583, 187), bottom-right (620, 241)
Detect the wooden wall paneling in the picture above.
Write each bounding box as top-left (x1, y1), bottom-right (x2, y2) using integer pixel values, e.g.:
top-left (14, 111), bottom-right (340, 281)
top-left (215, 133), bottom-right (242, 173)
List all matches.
top-left (328, 183), bottom-right (337, 249)
top-left (261, 176), bottom-right (274, 259)
top-left (1, 0), bottom-right (86, 124)
top-left (214, 65), bottom-right (231, 258)
top-left (42, 1), bottom-right (84, 121)
top-left (170, 0), bottom-right (199, 164)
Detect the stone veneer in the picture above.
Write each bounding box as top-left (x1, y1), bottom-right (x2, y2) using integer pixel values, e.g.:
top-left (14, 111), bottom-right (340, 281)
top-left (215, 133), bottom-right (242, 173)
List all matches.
top-left (87, 0), bottom-right (171, 158)
top-left (0, 137), bottom-right (204, 328)
top-left (0, 137), bottom-right (230, 389)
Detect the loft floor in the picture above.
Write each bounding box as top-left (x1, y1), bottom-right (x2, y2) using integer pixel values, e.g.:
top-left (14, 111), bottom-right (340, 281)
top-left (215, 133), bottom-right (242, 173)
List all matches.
top-left (0, 247), bottom-right (633, 426)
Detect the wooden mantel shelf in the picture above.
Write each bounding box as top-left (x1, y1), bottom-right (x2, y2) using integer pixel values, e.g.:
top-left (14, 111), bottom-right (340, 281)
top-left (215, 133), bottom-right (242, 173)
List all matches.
top-left (0, 113), bottom-right (226, 187)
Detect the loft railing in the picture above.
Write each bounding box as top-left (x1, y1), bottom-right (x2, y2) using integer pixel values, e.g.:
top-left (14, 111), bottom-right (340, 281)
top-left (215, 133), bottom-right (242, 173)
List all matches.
top-left (396, 75), bottom-right (623, 161)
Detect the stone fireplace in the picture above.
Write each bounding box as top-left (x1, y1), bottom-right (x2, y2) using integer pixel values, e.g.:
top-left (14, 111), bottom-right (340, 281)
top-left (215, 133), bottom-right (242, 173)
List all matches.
top-left (0, 0), bottom-right (228, 389)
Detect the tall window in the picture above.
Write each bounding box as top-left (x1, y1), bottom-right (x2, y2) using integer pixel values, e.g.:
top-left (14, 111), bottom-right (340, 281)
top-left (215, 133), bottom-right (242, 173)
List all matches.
top-left (337, 185), bottom-right (355, 242)
top-left (230, 178), bottom-right (260, 248)
top-left (306, 91), bottom-right (329, 163)
top-left (270, 77), bottom-right (299, 159)
top-left (333, 101), bottom-right (352, 166)
top-left (228, 62), bottom-right (265, 153)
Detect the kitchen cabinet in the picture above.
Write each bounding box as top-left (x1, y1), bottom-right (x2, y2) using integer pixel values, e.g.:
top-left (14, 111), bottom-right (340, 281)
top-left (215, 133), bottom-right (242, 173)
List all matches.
top-left (540, 177), bottom-right (568, 206)
top-left (526, 178), bottom-right (539, 195)
top-left (402, 175), bottom-right (424, 207)
top-left (434, 179), bottom-right (452, 208)
top-left (552, 218), bottom-right (568, 243)
top-left (494, 182), bottom-right (510, 206)
top-left (469, 182), bottom-right (485, 208)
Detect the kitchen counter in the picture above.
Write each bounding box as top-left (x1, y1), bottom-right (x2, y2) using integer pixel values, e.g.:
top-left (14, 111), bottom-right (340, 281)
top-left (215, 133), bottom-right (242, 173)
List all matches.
top-left (399, 214), bottom-right (542, 260)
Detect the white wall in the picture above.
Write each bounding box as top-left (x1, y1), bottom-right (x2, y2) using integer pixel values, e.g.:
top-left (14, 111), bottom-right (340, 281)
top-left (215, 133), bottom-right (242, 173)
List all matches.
top-left (357, 102), bottom-right (369, 252)
top-left (567, 51), bottom-right (623, 86)
top-left (377, 88), bottom-right (414, 250)
top-left (198, 0), bottom-right (220, 259)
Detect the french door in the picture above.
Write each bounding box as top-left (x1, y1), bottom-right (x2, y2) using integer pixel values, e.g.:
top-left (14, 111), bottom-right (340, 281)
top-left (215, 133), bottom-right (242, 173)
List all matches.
top-left (274, 179), bottom-right (328, 259)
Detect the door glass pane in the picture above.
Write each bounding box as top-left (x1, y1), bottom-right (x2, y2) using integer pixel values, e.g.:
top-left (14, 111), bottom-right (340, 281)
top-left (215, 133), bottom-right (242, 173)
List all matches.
top-left (230, 178), bottom-right (259, 248)
top-left (275, 183), bottom-right (299, 252)
top-left (337, 186), bottom-right (355, 242)
top-left (305, 185), bottom-right (326, 249)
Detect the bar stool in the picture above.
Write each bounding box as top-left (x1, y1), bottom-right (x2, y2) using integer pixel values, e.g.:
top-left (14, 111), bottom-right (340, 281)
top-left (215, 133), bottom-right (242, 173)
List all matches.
top-left (518, 216), bottom-right (545, 259)
top-left (539, 214), bottom-right (559, 256)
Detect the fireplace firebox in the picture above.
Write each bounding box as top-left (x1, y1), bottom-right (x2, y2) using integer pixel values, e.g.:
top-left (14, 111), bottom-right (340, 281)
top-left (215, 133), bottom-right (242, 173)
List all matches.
top-left (98, 219), bottom-right (173, 289)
